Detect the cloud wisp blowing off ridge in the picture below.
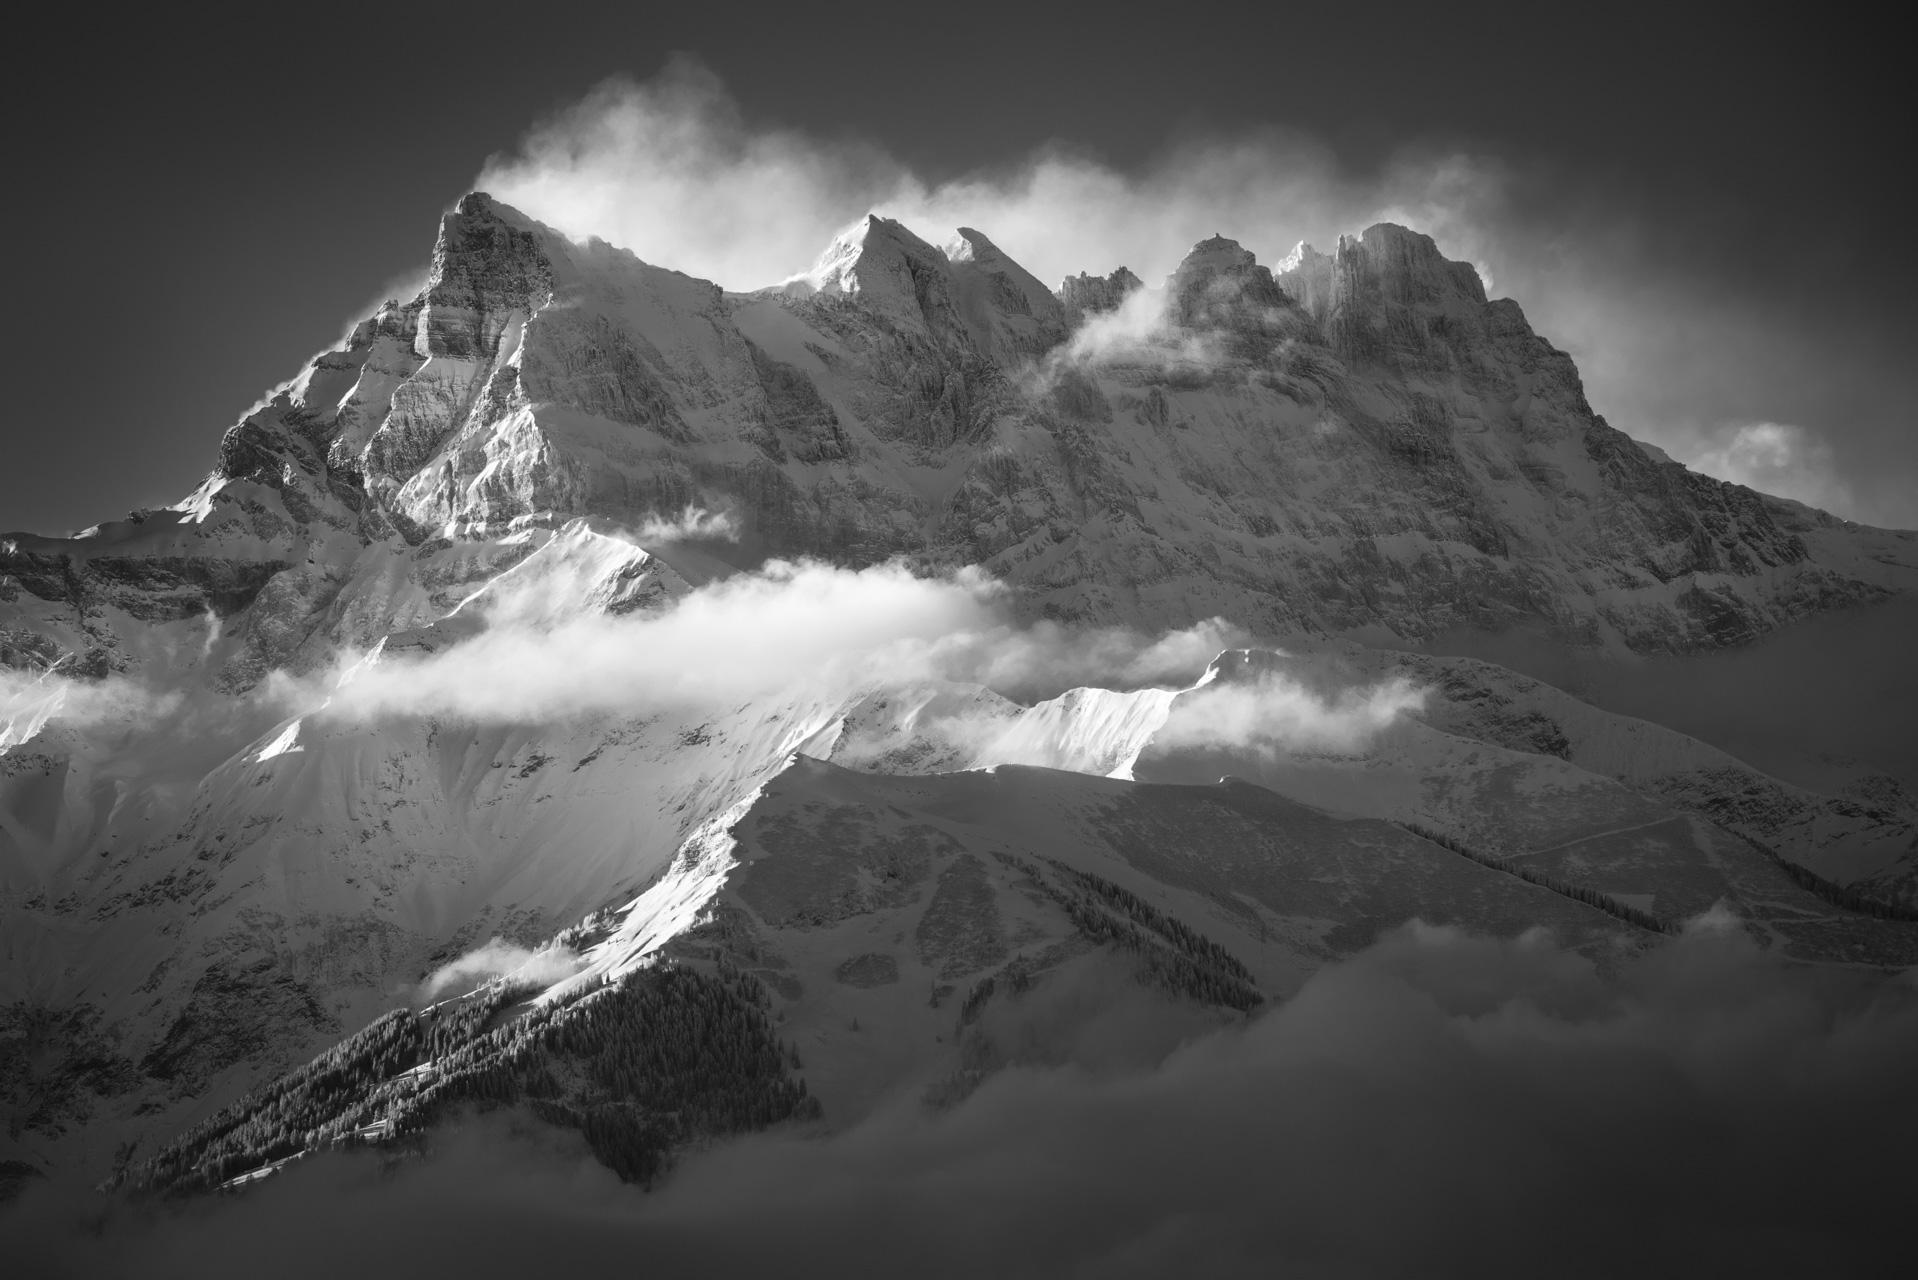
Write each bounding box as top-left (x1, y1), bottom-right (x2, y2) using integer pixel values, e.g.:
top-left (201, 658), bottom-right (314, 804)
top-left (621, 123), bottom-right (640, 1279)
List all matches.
top-left (473, 58), bottom-right (1917, 529)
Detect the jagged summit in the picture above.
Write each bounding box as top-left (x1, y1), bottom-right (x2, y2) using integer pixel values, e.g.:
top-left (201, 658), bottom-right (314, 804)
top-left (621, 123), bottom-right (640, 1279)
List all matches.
top-left (1273, 222), bottom-right (1489, 352)
top-left (1274, 239), bottom-right (1334, 316)
top-left (942, 225), bottom-right (1007, 266)
top-left (790, 214), bottom-right (948, 317)
top-left (1163, 232), bottom-right (1297, 340)
top-left (5, 189), bottom-right (1913, 702)
top-left (942, 226), bottom-right (1069, 359)
top-left (1056, 265), bottom-right (1143, 322)
top-left (1340, 222), bottom-right (1487, 305)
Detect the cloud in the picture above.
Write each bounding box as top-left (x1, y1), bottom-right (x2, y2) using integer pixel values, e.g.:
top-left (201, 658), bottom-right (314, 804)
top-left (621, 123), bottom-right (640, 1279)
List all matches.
top-left (966, 615), bottom-right (1245, 697)
top-left (318, 558), bottom-right (1239, 727)
top-left (417, 940), bottom-right (589, 1004)
top-left (478, 60), bottom-right (904, 292)
top-left (628, 506), bottom-right (739, 544)
top-left (1, 649), bottom-right (316, 767)
top-left (1682, 421), bottom-right (1858, 516)
top-left (1153, 668), bottom-right (1427, 756)
top-left (1040, 283), bottom-right (1219, 377)
top-left (9, 920), bottom-right (1914, 1277)
top-left (329, 559), bottom-right (991, 724)
top-left (5, 556), bottom-right (1237, 757)
top-left (477, 56), bottom-right (1508, 296)
top-left (1, 668), bottom-right (178, 750)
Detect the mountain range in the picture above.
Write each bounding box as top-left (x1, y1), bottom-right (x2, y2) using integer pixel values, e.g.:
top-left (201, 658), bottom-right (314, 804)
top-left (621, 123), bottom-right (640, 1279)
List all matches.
top-left (3, 192), bottom-right (1915, 1193)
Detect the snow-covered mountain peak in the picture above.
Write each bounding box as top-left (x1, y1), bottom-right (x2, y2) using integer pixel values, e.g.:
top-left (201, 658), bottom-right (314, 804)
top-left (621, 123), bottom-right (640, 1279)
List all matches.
top-left (446, 517), bottom-right (693, 627)
top-left (793, 214), bottom-right (950, 316)
top-left (1272, 239), bottom-right (1335, 317)
top-left (1275, 239), bottom-right (1320, 272)
top-left (414, 192), bottom-right (557, 361)
top-left (940, 226), bottom-right (994, 265)
top-left (943, 226), bottom-right (1068, 359)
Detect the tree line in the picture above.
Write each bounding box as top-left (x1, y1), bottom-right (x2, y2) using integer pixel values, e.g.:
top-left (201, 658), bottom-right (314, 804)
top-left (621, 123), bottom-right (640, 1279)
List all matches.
top-left (1399, 820), bottom-right (1671, 934)
top-left (121, 962), bottom-right (817, 1196)
top-left (961, 853), bottom-right (1265, 1019)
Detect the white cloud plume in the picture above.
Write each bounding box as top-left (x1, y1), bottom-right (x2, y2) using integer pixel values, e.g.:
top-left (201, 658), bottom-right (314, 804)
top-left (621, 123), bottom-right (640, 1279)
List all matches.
top-left (418, 940), bottom-right (589, 1004)
top-left (474, 59), bottom-right (1916, 530)
top-left (629, 505), bottom-right (740, 545)
top-left (1154, 669), bottom-right (1427, 756)
top-left (0, 660), bottom-right (289, 761)
top-left (1, 668), bottom-right (178, 750)
top-left (1682, 421), bottom-right (1858, 516)
top-left (1045, 284), bottom-right (1216, 374)
top-left (330, 560), bottom-right (987, 724)
top-left (478, 57), bottom-right (1510, 296)
top-left (322, 559), bottom-right (1240, 727)
top-left (3, 558), bottom-right (1241, 755)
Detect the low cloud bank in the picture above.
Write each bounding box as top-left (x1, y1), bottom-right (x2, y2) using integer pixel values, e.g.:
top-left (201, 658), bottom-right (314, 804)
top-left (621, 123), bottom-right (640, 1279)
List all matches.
top-left (1, 668), bottom-right (178, 749)
top-left (1, 663), bottom-right (295, 763)
top-left (1156, 669), bottom-right (1427, 756)
top-left (10, 919), bottom-right (1914, 1277)
top-left (326, 559), bottom-right (1241, 725)
top-left (416, 940), bottom-right (589, 1004)
top-left (4, 558), bottom-right (1243, 752)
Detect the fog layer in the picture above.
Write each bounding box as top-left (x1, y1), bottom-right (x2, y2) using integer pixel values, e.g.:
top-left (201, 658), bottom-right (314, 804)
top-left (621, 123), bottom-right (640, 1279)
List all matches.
top-left (9, 918), bottom-right (1914, 1278)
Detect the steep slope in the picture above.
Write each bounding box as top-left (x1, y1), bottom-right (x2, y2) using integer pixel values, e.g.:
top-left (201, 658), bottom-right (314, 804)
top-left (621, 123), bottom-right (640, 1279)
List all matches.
top-left (123, 754), bottom-right (1656, 1193)
top-left (1125, 649), bottom-right (1918, 959)
top-left (115, 647), bottom-right (1918, 1195)
top-left (0, 521), bottom-right (848, 1176)
top-left (1341, 647), bottom-right (1918, 905)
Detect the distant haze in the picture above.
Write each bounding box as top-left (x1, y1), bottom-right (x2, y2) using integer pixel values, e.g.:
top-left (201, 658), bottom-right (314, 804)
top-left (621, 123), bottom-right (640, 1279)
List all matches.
top-left (1420, 595), bottom-right (1918, 794)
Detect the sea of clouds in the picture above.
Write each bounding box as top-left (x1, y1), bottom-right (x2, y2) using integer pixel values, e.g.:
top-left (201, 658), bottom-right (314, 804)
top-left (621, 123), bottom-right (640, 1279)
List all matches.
top-left (9, 916), bottom-right (1914, 1277)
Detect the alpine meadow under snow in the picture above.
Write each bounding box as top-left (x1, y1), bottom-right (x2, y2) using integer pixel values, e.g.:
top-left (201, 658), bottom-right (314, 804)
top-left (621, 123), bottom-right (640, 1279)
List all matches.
top-left (4, 103), bottom-right (1918, 1275)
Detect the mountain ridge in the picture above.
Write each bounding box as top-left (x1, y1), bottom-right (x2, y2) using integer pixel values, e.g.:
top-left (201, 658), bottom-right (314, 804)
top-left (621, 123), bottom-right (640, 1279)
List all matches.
top-left (6, 191), bottom-right (1912, 690)
top-left (4, 192), bottom-right (1916, 1191)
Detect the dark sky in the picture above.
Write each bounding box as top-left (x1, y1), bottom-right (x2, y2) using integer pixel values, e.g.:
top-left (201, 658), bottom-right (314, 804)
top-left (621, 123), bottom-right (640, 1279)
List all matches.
top-left (3, 2), bottom-right (1909, 535)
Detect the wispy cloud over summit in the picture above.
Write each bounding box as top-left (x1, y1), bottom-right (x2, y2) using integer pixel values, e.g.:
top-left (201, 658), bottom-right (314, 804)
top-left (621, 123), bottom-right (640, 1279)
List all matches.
top-left (476, 58), bottom-right (1917, 529)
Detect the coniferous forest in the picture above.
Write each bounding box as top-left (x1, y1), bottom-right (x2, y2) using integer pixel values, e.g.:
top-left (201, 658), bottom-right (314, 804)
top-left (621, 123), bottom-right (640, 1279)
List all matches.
top-left (121, 963), bottom-right (816, 1194)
